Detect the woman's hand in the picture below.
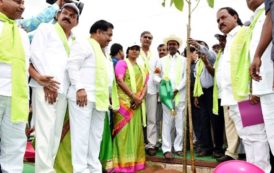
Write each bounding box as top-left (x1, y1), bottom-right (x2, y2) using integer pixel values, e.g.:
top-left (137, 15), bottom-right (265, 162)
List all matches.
top-left (130, 95), bottom-right (143, 109)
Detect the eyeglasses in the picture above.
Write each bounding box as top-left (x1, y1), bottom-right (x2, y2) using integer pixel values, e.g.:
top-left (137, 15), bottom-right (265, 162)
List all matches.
top-left (143, 36), bottom-right (153, 40)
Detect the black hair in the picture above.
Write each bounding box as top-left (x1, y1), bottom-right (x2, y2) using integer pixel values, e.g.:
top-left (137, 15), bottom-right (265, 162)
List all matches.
top-left (56, 8), bottom-right (80, 21)
top-left (89, 20), bottom-right (114, 34)
top-left (157, 44), bottom-right (165, 50)
top-left (218, 7), bottom-right (243, 26)
top-left (110, 43), bottom-right (123, 57)
top-left (126, 46), bottom-right (140, 56)
top-left (195, 40), bottom-right (209, 49)
top-left (183, 46), bottom-right (196, 57)
top-left (140, 31), bottom-right (152, 37)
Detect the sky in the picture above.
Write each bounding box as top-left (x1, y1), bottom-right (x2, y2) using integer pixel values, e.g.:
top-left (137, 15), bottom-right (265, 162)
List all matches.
top-left (24, 0), bottom-right (253, 54)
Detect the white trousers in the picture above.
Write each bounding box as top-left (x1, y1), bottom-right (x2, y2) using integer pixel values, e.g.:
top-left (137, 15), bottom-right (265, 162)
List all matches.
top-left (32, 88), bottom-right (67, 173)
top-left (0, 96), bottom-right (27, 173)
top-left (69, 100), bottom-right (105, 173)
top-left (260, 93), bottom-right (274, 154)
top-left (229, 105), bottom-right (271, 173)
top-left (146, 94), bottom-right (158, 148)
top-left (162, 102), bottom-right (185, 153)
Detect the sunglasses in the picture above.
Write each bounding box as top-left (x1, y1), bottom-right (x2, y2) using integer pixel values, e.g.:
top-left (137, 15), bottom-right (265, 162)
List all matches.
top-left (143, 36), bottom-right (153, 40)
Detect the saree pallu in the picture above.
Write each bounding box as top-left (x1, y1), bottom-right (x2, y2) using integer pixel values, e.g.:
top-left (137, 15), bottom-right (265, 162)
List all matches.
top-left (54, 112), bottom-right (114, 172)
top-left (112, 62), bottom-right (146, 172)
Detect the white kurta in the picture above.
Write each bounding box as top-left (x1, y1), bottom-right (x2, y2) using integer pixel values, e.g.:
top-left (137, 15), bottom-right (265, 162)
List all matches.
top-left (0, 21), bottom-right (30, 173)
top-left (67, 38), bottom-right (113, 173)
top-left (218, 7), bottom-right (270, 172)
top-left (250, 5), bottom-right (274, 167)
top-left (30, 23), bottom-right (74, 173)
top-left (154, 53), bottom-right (186, 153)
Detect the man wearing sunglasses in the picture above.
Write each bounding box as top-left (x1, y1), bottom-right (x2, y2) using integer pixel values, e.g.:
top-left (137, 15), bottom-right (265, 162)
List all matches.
top-left (137, 31), bottom-right (160, 156)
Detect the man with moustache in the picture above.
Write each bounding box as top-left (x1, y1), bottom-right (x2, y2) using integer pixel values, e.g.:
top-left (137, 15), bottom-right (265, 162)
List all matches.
top-left (29, 3), bottom-right (79, 173)
top-left (154, 43), bottom-right (168, 149)
top-left (215, 6), bottom-right (270, 171)
top-left (0, 0), bottom-right (30, 172)
top-left (154, 35), bottom-right (187, 159)
top-left (67, 20), bottom-right (116, 173)
top-left (213, 8), bottom-right (242, 163)
top-left (157, 44), bottom-right (168, 58)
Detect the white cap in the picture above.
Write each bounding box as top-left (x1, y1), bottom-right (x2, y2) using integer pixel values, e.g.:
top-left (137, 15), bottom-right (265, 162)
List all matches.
top-left (127, 41), bottom-right (140, 49)
top-left (163, 34), bottom-right (182, 47)
top-left (62, 3), bottom-right (80, 16)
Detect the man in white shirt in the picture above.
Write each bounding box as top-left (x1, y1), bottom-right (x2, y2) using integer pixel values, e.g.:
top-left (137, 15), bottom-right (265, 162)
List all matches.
top-left (154, 35), bottom-right (187, 159)
top-left (67, 20), bottom-right (115, 173)
top-left (249, 0), bottom-right (274, 171)
top-left (137, 31), bottom-right (160, 156)
top-left (216, 6), bottom-right (270, 172)
top-left (0, 0), bottom-right (30, 172)
top-left (155, 44), bottom-right (168, 149)
top-left (29, 3), bottom-right (79, 173)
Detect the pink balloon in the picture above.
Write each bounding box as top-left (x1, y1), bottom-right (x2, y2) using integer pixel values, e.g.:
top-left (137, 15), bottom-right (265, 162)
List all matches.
top-left (214, 160), bottom-right (264, 173)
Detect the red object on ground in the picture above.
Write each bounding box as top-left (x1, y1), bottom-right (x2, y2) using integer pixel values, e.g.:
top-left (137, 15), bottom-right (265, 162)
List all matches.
top-left (24, 141), bottom-right (35, 162)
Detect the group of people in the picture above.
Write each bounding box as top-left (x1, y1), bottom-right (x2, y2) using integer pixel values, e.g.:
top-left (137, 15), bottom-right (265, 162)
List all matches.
top-left (191, 0), bottom-right (274, 172)
top-left (1, 0), bottom-right (274, 173)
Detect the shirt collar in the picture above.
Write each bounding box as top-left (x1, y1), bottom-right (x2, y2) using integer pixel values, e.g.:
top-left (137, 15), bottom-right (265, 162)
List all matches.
top-left (169, 52), bottom-right (179, 58)
top-left (228, 25), bottom-right (241, 38)
top-left (251, 4), bottom-right (265, 21)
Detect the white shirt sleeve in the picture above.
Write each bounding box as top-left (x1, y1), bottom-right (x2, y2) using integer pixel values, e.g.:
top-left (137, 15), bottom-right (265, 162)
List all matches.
top-left (67, 39), bottom-right (90, 91)
top-left (30, 24), bottom-right (49, 75)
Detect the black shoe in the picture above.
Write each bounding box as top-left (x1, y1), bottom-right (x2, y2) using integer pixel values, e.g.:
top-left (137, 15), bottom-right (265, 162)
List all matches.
top-left (238, 153), bottom-right (246, 160)
top-left (197, 150), bottom-right (212, 157)
top-left (213, 151), bottom-right (224, 158)
top-left (155, 141), bottom-right (162, 149)
top-left (216, 155), bottom-right (234, 162)
top-left (174, 151), bottom-right (183, 156)
top-left (195, 146), bottom-right (201, 153)
top-left (146, 148), bottom-right (157, 156)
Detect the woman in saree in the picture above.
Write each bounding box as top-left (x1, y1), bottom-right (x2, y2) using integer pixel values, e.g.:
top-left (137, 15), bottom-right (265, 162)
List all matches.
top-left (112, 43), bottom-right (148, 172)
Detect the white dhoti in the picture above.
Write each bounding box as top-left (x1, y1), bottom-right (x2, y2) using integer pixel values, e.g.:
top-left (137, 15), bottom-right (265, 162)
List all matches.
top-left (32, 88), bottom-right (67, 173)
top-left (0, 96), bottom-right (27, 173)
top-left (229, 105), bottom-right (270, 173)
top-left (162, 102), bottom-right (185, 153)
top-left (69, 101), bottom-right (105, 173)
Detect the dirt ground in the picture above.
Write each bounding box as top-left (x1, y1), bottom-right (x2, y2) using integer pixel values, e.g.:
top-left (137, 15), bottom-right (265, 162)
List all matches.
top-left (140, 164), bottom-right (182, 173)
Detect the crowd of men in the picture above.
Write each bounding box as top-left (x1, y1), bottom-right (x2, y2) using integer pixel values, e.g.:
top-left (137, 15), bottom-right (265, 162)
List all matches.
top-left (0, 0), bottom-right (274, 172)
